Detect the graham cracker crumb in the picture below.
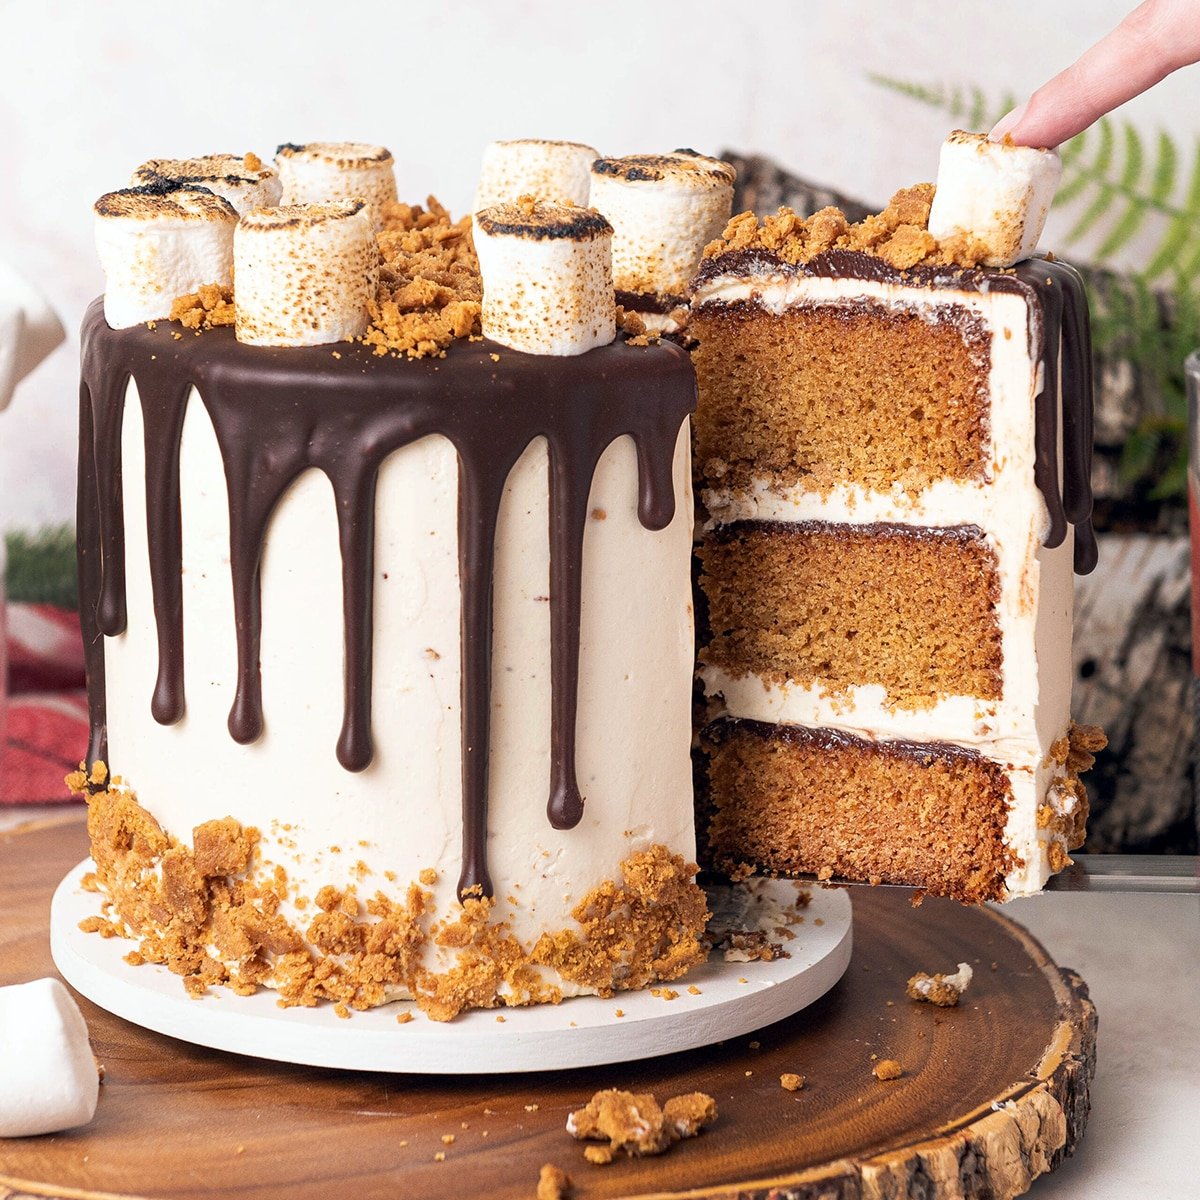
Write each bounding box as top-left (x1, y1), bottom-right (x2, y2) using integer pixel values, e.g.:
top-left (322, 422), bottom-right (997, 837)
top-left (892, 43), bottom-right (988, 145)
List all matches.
top-left (907, 962), bottom-right (973, 1007)
top-left (363, 197), bottom-right (481, 359)
top-left (537, 1163), bottom-right (573, 1200)
top-left (705, 184), bottom-right (994, 271)
top-left (243, 152), bottom-right (263, 173)
top-left (441, 1134), bottom-right (455, 1144)
top-left (419, 868), bottom-right (438, 886)
top-left (568, 1088), bottom-right (716, 1164)
top-left (780, 1073), bottom-right (805, 1091)
top-left (169, 284), bottom-right (235, 331)
top-left (873, 1059), bottom-right (904, 1081)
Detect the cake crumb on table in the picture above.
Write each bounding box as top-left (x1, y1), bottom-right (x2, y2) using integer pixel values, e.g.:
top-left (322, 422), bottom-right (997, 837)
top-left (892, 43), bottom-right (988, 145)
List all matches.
top-left (873, 1059), bottom-right (904, 1081)
top-left (780, 1072), bottom-right (805, 1091)
top-left (537, 1163), bottom-right (573, 1200)
top-left (567, 1088), bottom-right (717, 1164)
top-left (907, 961), bottom-right (974, 1007)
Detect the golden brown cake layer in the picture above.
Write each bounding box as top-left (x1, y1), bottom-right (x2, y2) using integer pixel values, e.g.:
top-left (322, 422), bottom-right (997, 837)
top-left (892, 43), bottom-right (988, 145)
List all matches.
top-left (699, 521), bottom-right (1003, 709)
top-left (702, 720), bottom-right (1017, 903)
top-left (691, 300), bottom-right (991, 497)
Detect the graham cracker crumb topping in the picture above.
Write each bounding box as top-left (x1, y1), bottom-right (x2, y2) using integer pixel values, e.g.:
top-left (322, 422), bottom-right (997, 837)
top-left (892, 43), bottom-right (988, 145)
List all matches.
top-left (537, 1163), bottom-right (573, 1200)
top-left (704, 184), bottom-right (997, 272)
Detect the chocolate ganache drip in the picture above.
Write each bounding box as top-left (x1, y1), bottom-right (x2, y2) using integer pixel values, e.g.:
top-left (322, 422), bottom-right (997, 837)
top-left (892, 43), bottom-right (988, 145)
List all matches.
top-left (77, 300), bottom-right (695, 898)
top-left (693, 248), bottom-right (1099, 574)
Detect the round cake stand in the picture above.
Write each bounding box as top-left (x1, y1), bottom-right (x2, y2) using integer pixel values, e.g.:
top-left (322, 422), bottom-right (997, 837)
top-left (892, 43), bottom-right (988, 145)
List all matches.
top-left (49, 858), bottom-right (853, 1074)
top-left (3, 816), bottom-right (1095, 1200)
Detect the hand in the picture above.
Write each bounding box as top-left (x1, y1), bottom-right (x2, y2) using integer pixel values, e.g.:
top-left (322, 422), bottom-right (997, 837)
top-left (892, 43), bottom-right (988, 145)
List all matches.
top-left (990, 0), bottom-right (1200, 148)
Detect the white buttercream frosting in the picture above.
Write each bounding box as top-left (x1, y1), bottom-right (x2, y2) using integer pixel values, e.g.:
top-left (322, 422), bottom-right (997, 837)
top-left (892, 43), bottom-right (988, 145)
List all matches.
top-left (102, 383), bottom-right (696, 992)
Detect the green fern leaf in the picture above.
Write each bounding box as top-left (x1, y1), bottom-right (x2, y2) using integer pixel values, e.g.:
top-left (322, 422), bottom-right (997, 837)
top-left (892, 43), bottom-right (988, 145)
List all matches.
top-left (1119, 122), bottom-right (1145, 191)
top-left (1093, 116), bottom-right (1117, 176)
top-left (1054, 164), bottom-right (1092, 207)
top-left (1118, 426), bottom-right (1161, 484)
top-left (966, 85), bottom-right (988, 131)
top-left (1060, 128), bottom-right (1088, 168)
top-left (1150, 130), bottom-right (1178, 205)
top-left (1096, 201), bottom-right (1149, 260)
top-left (1148, 452), bottom-right (1187, 500)
top-left (1143, 213), bottom-right (1197, 279)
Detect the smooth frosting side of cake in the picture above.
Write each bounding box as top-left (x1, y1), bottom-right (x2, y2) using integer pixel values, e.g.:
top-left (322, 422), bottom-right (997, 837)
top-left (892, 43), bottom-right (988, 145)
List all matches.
top-left (78, 308), bottom-right (705, 1014)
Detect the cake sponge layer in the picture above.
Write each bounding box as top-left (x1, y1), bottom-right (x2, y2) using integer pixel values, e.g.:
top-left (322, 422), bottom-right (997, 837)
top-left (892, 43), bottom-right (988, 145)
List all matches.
top-left (703, 720), bottom-right (1017, 903)
top-left (699, 520), bottom-right (1003, 710)
top-left (691, 300), bottom-right (991, 497)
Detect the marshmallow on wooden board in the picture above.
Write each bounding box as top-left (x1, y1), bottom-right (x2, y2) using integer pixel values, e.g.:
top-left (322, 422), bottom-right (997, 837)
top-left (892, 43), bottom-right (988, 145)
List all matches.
top-left (234, 200), bottom-right (379, 347)
top-left (589, 151), bottom-right (735, 302)
top-left (473, 139), bottom-right (598, 212)
top-left (275, 142), bottom-right (397, 228)
top-left (927, 130), bottom-right (1062, 268)
top-left (94, 182), bottom-right (237, 329)
top-left (474, 200), bottom-right (615, 356)
top-left (132, 154), bottom-right (282, 216)
top-left (0, 978), bottom-right (99, 1137)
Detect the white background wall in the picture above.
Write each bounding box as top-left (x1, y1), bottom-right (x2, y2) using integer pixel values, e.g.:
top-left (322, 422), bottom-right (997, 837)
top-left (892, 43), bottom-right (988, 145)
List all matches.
top-left (1, 0), bottom-right (1194, 531)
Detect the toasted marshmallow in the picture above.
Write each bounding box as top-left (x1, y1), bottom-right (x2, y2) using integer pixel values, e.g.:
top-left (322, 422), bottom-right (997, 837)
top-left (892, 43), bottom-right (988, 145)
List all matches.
top-left (589, 151), bottom-right (735, 302)
top-left (94, 182), bottom-right (237, 329)
top-left (132, 153), bottom-right (282, 216)
top-left (234, 201), bottom-right (378, 347)
top-left (474, 200), bottom-right (615, 356)
top-left (473, 139), bottom-right (598, 213)
top-left (928, 130), bottom-right (1062, 267)
top-left (0, 978), bottom-right (99, 1137)
top-left (275, 142), bottom-right (397, 228)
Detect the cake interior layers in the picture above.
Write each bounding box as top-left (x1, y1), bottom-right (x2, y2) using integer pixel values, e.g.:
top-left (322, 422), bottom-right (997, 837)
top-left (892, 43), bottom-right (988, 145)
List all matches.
top-left (699, 520), bottom-right (1003, 709)
top-left (704, 720), bottom-right (1019, 903)
top-left (691, 300), bottom-right (991, 497)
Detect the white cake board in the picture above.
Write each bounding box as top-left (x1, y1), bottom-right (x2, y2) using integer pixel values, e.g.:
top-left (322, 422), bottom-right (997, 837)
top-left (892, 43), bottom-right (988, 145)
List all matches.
top-left (51, 859), bottom-right (852, 1074)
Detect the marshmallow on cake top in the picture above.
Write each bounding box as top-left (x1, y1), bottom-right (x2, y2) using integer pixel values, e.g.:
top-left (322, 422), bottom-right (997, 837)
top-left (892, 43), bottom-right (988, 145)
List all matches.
top-left (275, 142), bottom-right (397, 228)
top-left (234, 200), bottom-right (379, 348)
top-left (589, 150), bottom-right (735, 332)
top-left (473, 139), bottom-right (598, 212)
top-left (474, 198), bottom-right (615, 356)
top-left (94, 182), bottom-right (237, 329)
top-left (928, 130), bottom-right (1062, 268)
top-left (132, 153), bottom-right (282, 216)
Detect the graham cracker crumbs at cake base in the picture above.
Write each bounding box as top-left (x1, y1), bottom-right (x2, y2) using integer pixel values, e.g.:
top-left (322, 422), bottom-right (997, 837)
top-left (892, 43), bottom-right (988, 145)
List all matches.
top-left (363, 197), bottom-right (482, 358)
top-left (69, 769), bottom-right (708, 1021)
top-left (703, 184), bottom-right (992, 271)
top-left (169, 284), bottom-right (235, 331)
top-left (567, 1088), bottom-right (717, 1165)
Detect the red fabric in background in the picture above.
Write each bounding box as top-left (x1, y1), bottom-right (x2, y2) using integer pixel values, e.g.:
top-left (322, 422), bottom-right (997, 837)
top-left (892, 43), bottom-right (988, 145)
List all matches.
top-left (1, 603), bottom-right (88, 805)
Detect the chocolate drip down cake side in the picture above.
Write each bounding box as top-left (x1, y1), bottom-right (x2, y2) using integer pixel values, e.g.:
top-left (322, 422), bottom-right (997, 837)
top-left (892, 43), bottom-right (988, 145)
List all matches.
top-left (71, 132), bottom-right (1104, 1023)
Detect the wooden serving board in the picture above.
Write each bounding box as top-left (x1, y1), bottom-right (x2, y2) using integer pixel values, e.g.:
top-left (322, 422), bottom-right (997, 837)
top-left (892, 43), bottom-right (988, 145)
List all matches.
top-left (0, 815), bottom-right (1096, 1200)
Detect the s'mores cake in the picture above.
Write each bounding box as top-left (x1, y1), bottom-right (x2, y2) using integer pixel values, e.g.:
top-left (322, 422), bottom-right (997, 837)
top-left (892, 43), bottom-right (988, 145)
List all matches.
top-left (693, 134), bottom-right (1105, 902)
top-left (76, 142), bottom-right (705, 1019)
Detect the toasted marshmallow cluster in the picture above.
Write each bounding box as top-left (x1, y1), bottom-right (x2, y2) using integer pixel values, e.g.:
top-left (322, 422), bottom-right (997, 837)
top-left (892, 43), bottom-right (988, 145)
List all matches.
top-left (928, 130), bottom-right (1062, 267)
top-left (132, 154), bottom-right (282, 216)
top-left (234, 201), bottom-right (379, 347)
top-left (94, 182), bottom-right (237, 329)
top-left (275, 142), bottom-right (397, 228)
top-left (589, 151), bottom-right (735, 301)
top-left (473, 139), bottom-right (598, 212)
top-left (474, 201), bottom-right (615, 356)
top-left (0, 978), bottom-right (99, 1137)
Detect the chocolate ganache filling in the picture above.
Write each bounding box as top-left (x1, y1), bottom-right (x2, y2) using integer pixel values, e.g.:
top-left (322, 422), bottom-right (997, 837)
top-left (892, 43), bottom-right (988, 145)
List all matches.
top-left (78, 299), bottom-right (696, 898)
top-left (693, 250), bottom-right (1098, 575)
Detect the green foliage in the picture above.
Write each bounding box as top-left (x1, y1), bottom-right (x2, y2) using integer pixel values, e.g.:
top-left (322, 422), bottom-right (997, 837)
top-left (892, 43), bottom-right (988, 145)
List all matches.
top-left (4, 525), bottom-right (78, 609)
top-left (870, 74), bottom-right (1200, 505)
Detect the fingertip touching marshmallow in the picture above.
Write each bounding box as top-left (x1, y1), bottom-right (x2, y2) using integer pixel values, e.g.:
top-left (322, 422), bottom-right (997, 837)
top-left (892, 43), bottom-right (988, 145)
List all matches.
top-left (474, 199), bottom-right (615, 356)
top-left (132, 153), bottom-right (282, 216)
top-left (234, 200), bottom-right (379, 347)
top-left (0, 978), bottom-right (100, 1137)
top-left (275, 142), bottom-right (397, 228)
top-left (589, 151), bottom-right (735, 304)
top-left (473, 139), bottom-right (598, 213)
top-left (94, 181), bottom-right (237, 329)
top-left (927, 130), bottom-right (1062, 268)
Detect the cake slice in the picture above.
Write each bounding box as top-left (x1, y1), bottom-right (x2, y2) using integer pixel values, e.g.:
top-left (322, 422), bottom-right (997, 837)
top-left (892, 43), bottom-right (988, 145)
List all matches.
top-left (691, 170), bottom-right (1105, 902)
